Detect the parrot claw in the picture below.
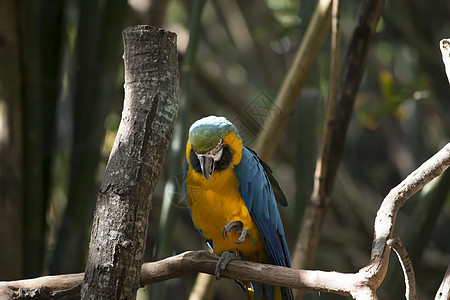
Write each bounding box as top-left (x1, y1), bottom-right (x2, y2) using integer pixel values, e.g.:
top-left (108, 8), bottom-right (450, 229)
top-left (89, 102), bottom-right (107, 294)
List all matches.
top-left (222, 221), bottom-right (248, 244)
top-left (234, 229), bottom-right (248, 244)
top-left (215, 251), bottom-right (240, 280)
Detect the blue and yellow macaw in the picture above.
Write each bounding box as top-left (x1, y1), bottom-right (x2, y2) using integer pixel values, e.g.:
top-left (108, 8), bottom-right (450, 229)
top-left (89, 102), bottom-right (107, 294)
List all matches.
top-left (183, 116), bottom-right (293, 300)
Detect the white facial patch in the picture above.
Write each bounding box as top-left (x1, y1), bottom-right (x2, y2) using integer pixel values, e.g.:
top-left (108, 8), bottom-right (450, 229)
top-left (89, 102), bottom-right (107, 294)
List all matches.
top-left (198, 139), bottom-right (224, 162)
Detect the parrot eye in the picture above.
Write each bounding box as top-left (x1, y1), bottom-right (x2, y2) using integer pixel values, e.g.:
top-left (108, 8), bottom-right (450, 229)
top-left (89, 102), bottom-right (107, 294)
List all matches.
top-left (209, 147), bottom-right (223, 162)
top-left (199, 139), bottom-right (224, 162)
top-left (212, 139), bottom-right (224, 153)
top-left (210, 139), bottom-right (224, 161)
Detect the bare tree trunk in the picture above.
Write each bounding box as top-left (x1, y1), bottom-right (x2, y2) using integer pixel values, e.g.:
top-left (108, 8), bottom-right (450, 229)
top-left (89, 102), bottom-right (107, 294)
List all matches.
top-left (81, 26), bottom-right (179, 299)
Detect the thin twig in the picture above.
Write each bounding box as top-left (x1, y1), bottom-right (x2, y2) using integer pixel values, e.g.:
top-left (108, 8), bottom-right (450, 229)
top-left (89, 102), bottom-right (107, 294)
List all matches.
top-left (433, 38), bottom-right (450, 300)
top-left (362, 142), bottom-right (450, 298)
top-left (440, 38), bottom-right (450, 84)
top-left (371, 142), bottom-right (450, 260)
top-left (435, 264), bottom-right (450, 300)
top-left (311, 0), bottom-right (341, 207)
top-left (292, 3), bottom-right (340, 298)
top-left (387, 238), bottom-right (418, 300)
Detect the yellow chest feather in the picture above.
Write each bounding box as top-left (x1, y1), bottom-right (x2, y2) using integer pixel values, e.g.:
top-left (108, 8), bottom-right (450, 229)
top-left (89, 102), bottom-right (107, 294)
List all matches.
top-left (185, 167), bottom-right (265, 262)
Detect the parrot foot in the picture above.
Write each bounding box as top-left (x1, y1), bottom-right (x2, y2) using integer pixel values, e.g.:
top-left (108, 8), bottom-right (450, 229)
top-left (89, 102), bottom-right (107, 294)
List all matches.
top-left (222, 221), bottom-right (248, 244)
top-left (215, 251), bottom-right (240, 280)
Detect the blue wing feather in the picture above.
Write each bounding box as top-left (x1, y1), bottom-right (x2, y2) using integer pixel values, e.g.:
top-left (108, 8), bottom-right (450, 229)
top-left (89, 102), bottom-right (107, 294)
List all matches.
top-left (235, 147), bottom-right (293, 300)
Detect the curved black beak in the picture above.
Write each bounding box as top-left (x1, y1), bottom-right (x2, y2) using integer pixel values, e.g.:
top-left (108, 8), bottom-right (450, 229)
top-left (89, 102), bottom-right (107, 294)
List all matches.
top-left (198, 155), bottom-right (215, 180)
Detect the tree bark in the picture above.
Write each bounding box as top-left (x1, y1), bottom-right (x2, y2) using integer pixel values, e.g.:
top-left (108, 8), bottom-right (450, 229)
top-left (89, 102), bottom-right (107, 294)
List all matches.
top-left (81, 25), bottom-right (179, 299)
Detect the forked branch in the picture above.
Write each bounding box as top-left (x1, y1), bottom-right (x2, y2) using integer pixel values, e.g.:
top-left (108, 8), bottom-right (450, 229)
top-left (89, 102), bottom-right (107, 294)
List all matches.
top-left (387, 238), bottom-right (417, 300)
top-left (1, 142), bottom-right (449, 299)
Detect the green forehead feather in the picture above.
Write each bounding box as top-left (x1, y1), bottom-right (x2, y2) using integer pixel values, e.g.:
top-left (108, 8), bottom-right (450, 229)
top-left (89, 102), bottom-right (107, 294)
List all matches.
top-left (189, 116), bottom-right (239, 153)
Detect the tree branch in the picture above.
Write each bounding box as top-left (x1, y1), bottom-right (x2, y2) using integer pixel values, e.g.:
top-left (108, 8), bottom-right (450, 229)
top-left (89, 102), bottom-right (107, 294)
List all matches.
top-left (434, 38), bottom-right (450, 300)
top-left (291, 3), bottom-right (340, 296)
top-left (0, 251), bottom-right (362, 299)
top-left (440, 38), bottom-right (450, 84)
top-left (435, 264), bottom-right (450, 300)
top-left (371, 142), bottom-right (450, 261)
top-left (387, 238), bottom-right (417, 300)
top-left (0, 273), bottom-right (84, 299)
top-left (311, 0), bottom-right (341, 208)
top-left (2, 141), bottom-right (449, 299)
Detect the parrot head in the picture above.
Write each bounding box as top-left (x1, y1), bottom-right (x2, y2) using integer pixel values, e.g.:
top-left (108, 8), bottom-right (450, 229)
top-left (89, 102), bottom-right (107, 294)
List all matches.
top-left (188, 116), bottom-right (241, 180)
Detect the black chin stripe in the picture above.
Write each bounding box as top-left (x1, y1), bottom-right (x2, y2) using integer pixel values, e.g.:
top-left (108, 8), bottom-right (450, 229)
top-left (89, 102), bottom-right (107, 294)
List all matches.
top-left (189, 147), bottom-right (233, 173)
top-left (189, 149), bottom-right (202, 173)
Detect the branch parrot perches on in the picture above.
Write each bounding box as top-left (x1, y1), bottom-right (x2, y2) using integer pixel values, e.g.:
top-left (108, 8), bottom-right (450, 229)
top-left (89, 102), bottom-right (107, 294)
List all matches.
top-left (183, 116), bottom-right (293, 300)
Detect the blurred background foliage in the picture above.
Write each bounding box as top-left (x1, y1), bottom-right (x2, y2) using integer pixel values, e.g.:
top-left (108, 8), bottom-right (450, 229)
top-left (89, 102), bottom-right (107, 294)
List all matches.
top-left (0, 0), bottom-right (449, 299)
